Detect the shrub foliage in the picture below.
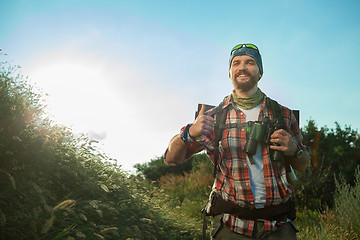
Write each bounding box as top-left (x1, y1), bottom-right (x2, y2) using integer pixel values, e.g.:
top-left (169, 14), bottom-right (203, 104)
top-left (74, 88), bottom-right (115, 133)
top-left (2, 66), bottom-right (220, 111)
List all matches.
top-left (293, 119), bottom-right (360, 209)
top-left (0, 55), bottom-right (201, 240)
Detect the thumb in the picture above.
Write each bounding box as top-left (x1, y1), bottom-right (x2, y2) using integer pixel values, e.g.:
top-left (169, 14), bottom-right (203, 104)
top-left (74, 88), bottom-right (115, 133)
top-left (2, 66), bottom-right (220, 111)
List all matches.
top-left (198, 104), bottom-right (206, 116)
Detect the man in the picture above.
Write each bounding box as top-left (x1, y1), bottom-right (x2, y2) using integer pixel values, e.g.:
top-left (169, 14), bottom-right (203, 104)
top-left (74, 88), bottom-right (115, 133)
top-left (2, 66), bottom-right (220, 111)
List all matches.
top-left (164, 43), bottom-right (309, 239)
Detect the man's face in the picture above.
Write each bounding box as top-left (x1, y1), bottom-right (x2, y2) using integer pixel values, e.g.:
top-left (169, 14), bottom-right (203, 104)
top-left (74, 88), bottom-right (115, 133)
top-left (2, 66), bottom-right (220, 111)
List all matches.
top-left (229, 55), bottom-right (262, 93)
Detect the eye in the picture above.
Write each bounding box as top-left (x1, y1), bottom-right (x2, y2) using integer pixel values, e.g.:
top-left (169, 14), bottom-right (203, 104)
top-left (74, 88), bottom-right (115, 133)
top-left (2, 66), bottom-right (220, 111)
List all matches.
top-left (232, 60), bottom-right (239, 66)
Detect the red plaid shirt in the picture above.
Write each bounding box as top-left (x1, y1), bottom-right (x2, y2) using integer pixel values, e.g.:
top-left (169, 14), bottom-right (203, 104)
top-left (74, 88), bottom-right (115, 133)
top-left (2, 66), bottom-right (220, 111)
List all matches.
top-left (183, 94), bottom-right (306, 236)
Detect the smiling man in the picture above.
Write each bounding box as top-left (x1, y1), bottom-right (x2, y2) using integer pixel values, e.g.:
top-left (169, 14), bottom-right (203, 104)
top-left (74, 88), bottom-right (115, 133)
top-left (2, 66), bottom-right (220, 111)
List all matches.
top-left (164, 43), bottom-right (309, 240)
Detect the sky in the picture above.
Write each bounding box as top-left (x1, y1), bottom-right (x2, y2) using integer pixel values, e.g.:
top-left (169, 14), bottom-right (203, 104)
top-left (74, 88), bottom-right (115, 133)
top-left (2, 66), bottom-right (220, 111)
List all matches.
top-left (1, 0), bottom-right (359, 173)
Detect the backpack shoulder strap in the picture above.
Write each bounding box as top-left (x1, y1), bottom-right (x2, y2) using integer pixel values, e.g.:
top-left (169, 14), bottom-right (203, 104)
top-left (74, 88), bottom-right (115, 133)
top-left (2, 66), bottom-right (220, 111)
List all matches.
top-left (267, 97), bottom-right (282, 119)
top-left (266, 97), bottom-right (285, 130)
top-left (212, 101), bottom-right (228, 177)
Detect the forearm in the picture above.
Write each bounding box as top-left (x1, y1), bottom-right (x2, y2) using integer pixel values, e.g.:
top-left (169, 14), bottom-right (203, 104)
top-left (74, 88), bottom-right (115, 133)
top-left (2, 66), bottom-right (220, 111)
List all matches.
top-left (289, 149), bottom-right (309, 172)
top-left (164, 134), bottom-right (189, 166)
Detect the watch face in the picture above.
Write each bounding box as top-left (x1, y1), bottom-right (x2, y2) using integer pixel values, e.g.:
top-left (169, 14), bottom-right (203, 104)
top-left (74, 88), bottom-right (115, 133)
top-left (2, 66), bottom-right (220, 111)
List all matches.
top-left (296, 149), bottom-right (303, 158)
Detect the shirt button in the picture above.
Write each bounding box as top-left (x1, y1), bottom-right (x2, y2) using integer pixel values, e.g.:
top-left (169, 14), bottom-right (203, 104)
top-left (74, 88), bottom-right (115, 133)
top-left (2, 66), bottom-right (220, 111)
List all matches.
top-left (240, 112), bottom-right (244, 115)
top-left (244, 163), bottom-right (247, 167)
top-left (241, 128), bottom-right (245, 132)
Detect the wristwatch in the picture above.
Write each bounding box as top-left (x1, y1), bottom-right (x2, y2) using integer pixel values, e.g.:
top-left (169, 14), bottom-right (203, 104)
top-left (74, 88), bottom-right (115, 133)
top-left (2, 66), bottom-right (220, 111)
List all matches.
top-left (180, 124), bottom-right (194, 144)
top-left (293, 147), bottom-right (303, 159)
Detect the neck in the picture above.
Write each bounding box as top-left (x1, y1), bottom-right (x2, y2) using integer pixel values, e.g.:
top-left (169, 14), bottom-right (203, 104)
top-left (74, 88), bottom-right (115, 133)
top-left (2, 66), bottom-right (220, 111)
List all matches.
top-left (231, 87), bottom-right (264, 110)
top-left (234, 86), bottom-right (258, 98)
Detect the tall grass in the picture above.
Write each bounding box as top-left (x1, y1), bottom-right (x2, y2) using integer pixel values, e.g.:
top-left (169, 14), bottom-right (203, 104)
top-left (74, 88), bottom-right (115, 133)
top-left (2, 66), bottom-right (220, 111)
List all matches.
top-left (158, 162), bottom-right (213, 218)
top-left (334, 167), bottom-right (360, 236)
top-left (294, 168), bottom-right (360, 240)
top-left (295, 208), bottom-right (359, 240)
top-left (0, 56), bottom-right (202, 240)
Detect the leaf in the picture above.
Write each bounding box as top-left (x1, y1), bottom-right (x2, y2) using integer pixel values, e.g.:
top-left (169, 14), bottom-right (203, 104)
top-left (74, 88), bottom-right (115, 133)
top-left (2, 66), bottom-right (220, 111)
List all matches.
top-left (76, 231), bottom-right (86, 238)
top-left (41, 215), bottom-right (55, 234)
top-left (93, 233), bottom-right (105, 239)
top-left (100, 184), bottom-right (110, 193)
top-left (96, 209), bottom-right (103, 218)
top-left (89, 200), bottom-right (98, 209)
top-left (0, 170), bottom-right (16, 190)
top-left (53, 200), bottom-right (76, 211)
top-left (79, 213), bottom-right (87, 221)
top-left (140, 218), bottom-right (151, 223)
top-left (100, 227), bottom-right (118, 234)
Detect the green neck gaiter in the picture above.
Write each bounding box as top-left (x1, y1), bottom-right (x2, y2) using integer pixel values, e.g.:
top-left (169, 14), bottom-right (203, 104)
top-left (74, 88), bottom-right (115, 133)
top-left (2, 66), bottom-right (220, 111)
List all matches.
top-left (232, 88), bottom-right (264, 110)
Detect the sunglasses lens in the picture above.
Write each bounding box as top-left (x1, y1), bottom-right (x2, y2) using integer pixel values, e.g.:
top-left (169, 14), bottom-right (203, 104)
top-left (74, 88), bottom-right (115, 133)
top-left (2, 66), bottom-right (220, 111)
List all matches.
top-left (231, 44), bottom-right (259, 54)
top-left (231, 44), bottom-right (243, 52)
top-left (245, 44), bottom-right (258, 50)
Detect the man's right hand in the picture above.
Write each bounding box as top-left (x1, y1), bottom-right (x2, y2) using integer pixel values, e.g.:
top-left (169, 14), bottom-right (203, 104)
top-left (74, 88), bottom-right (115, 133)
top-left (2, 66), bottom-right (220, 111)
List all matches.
top-left (189, 104), bottom-right (215, 138)
top-left (164, 104), bottom-right (215, 166)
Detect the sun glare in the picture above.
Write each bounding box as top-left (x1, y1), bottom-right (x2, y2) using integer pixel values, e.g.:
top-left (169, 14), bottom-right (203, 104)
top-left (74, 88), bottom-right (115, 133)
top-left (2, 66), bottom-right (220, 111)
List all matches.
top-left (26, 52), bottom-right (116, 135)
top-left (23, 50), bottom-right (186, 172)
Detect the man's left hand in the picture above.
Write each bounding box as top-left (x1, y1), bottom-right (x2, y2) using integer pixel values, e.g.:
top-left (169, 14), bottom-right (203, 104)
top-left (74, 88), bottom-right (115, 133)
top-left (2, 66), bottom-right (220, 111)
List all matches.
top-left (269, 129), bottom-right (297, 156)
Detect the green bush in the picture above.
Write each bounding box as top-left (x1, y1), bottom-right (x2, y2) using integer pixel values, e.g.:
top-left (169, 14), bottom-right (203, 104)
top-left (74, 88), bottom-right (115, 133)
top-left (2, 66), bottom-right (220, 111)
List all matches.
top-left (134, 155), bottom-right (193, 181)
top-left (134, 152), bottom-right (211, 182)
top-left (334, 167), bottom-right (360, 236)
top-left (0, 53), bottom-right (202, 240)
top-left (293, 120), bottom-right (360, 210)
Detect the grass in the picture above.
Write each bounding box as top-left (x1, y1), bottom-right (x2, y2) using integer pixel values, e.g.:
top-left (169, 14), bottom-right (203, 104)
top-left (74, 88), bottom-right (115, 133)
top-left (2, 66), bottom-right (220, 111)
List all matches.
top-left (296, 209), bottom-right (359, 240)
top-left (0, 58), bottom-right (202, 240)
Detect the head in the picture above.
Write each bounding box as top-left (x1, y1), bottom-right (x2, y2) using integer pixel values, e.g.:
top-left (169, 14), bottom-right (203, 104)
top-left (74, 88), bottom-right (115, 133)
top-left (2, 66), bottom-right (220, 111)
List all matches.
top-left (229, 44), bottom-right (263, 94)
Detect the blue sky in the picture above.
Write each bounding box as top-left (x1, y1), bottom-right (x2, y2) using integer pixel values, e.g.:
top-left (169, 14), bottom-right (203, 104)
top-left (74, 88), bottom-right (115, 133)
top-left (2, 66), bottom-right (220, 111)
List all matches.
top-left (1, 0), bottom-right (359, 173)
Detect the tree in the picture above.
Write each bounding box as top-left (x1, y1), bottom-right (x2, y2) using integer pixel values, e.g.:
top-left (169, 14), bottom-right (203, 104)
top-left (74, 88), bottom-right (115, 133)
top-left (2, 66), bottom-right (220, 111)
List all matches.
top-left (134, 153), bottom-right (211, 182)
top-left (293, 120), bottom-right (360, 209)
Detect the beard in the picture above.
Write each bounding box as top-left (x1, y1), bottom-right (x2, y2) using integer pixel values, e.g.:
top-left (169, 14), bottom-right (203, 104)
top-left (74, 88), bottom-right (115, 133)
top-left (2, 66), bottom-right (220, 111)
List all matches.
top-left (231, 70), bottom-right (259, 92)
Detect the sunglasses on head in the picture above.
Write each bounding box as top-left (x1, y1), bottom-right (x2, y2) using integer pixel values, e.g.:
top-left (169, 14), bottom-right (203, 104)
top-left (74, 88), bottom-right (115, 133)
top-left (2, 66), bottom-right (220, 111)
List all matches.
top-left (231, 44), bottom-right (259, 54)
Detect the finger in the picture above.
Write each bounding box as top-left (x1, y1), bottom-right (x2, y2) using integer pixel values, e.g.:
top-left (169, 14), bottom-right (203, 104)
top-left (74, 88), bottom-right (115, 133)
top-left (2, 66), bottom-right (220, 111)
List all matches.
top-left (278, 129), bottom-right (290, 137)
top-left (270, 131), bottom-right (281, 139)
top-left (198, 104), bottom-right (206, 116)
top-left (270, 138), bottom-right (283, 147)
top-left (273, 129), bottom-right (284, 136)
top-left (271, 129), bottom-right (287, 139)
top-left (270, 144), bottom-right (286, 152)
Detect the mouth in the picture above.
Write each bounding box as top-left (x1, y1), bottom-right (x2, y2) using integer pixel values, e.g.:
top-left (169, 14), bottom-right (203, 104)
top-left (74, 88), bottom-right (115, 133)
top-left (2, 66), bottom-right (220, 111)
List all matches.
top-left (236, 74), bottom-right (250, 79)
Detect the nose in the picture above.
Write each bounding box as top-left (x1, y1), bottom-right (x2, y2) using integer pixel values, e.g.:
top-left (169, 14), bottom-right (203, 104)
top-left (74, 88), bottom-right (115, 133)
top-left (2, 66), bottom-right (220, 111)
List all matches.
top-left (237, 62), bottom-right (247, 72)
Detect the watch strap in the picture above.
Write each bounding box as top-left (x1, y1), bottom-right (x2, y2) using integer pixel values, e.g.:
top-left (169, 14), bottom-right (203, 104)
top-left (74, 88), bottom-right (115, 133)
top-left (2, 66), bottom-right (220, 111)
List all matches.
top-left (180, 124), bottom-right (194, 144)
top-left (293, 147), bottom-right (303, 158)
